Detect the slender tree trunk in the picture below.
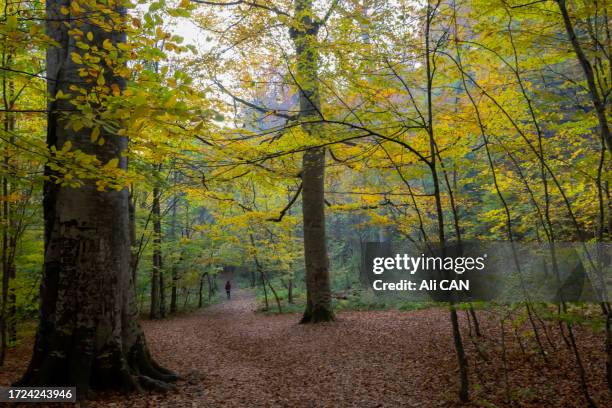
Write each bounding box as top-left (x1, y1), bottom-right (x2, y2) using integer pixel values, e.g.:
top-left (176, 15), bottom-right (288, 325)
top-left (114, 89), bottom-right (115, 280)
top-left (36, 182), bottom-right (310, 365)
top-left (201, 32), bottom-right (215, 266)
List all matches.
top-left (607, 311), bottom-right (612, 390)
top-left (262, 270), bottom-right (282, 313)
top-left (0, 55), bottom-right (14, 367)
top-left (0, 168), bottom-right (7, 365)
top-left (157, 185), bottom-right (165, 318)
top-left (158, 190), bottom-right (166, 317)
top-left (7, 287), bottom-right (15, 346)
top-left (557, 0), bottom-right (612, 154)
top-left (170, 186), bottom-right (178, 314)
top-left (5, 95), bottom-right (18, 352)
top-left (607, 181), bottom-right (611, 239)
top-left (261, 274), bottom-right (269, 311)
top-left (159, 268), bottom-right (165, 317)
top-left (150, 186), bottom-right (161, 319)
top-left (425, 1), bottom-right (468, 401)
top-left (207, 273), bottom-right (213, 302)
top-left (198, 273), bottom-right (204, 308)
top-left (128, 188), bottom-right (137, 282)
top-left (17, 1), bottom-right (176, 396)
top-left (292, 0), bottom-right (333, 323)
top-left (170, 265), bottom-right (178, 313)
top-left (0, 143), bottom-right (8, 365)
top-left (183, 289), bottom-right (190, 309)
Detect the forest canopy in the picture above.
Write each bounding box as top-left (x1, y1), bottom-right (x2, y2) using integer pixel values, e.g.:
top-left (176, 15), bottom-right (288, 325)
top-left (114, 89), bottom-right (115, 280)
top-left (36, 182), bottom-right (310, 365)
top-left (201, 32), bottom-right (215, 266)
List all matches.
top-left (0, 0), bottom-right (611, 406)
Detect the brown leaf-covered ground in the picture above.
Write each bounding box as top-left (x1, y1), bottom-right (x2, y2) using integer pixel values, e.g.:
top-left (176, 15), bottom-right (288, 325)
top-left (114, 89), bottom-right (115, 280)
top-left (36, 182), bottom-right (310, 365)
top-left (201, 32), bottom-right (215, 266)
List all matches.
top-left (2, 290), bottom-right (611, 407)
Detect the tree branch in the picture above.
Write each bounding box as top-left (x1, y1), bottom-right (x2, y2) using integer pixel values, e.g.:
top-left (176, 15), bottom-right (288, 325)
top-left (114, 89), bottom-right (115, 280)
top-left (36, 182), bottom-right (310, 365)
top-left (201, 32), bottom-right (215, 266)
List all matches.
top-left (320, 0), bottom-right (339, 26)
top-left (267, 183), bottom-right (302, 222)
top-left (213, 79), bottom-right (298, 121)
top-left (190, 0), bottom-right (291, 18)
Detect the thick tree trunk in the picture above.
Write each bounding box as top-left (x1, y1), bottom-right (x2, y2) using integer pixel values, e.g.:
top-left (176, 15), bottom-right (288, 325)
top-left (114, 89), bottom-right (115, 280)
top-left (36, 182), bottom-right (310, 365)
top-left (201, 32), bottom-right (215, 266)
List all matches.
top-left (300, 148), bottom-right (333, 322)
top-left (17, 0), bottom-right (176, 397)
top-left (292, 0), bottom-right (333, 323)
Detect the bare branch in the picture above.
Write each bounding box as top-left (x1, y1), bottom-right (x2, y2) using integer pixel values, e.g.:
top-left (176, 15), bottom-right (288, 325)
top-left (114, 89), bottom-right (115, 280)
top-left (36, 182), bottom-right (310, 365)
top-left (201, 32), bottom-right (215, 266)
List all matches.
top-left (213, 79), bottom-right (298, 121)
top-left (190, 0), bottom-right (291, 18)
top-left (267, 183), bottom-right (302, 222)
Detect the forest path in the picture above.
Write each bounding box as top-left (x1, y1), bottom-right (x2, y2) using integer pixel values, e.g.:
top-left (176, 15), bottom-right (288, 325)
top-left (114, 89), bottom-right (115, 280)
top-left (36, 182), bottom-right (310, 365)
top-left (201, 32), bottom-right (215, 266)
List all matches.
top-left (95, 289), bottom-right (465, 407)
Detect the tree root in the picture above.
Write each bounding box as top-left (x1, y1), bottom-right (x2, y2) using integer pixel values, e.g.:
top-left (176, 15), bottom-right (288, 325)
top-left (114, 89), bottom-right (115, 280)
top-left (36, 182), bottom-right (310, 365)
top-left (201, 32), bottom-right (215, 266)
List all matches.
top-left (17, 333), bottom-right (179, 399)
top-left (138, 375), bottom-right (177, 392)
top-left (300, 304), bottom-right (335, 324)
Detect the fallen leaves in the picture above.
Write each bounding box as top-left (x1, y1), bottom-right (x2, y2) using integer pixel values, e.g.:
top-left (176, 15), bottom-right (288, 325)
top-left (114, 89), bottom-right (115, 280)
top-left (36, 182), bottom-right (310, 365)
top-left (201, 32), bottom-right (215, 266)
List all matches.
top-left (1, 291), bottom-right (611, 407)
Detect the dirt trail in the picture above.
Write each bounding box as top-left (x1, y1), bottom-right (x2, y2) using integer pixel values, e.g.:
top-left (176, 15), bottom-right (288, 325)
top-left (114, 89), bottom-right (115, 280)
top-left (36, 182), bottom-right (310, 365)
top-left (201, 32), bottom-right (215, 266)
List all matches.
top-left (95, 290), bottom-right (462, 407)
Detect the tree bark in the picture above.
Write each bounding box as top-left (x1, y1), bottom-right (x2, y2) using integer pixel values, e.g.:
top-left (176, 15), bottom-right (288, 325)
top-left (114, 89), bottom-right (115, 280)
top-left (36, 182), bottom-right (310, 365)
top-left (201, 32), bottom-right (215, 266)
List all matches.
top-left (198, 273), bottom-right (204, 308)
top-left (17, 0), bottom-right (176, 397)
top-left (292, 0), bottom-right (333, 323)
top-left (169, 176), bottom-right (178, 314)
top-left (0, 59), bottom-right (15, 366)
top-left (128, 188), bottom-right (137, 282)
top-left (170, 266), bottom-right (178, 313)
top-left (150, 185), bottom-right (162, 319)
top-left (0, 110), bottom-right (9, 366)
top-left (207, 273), bottom-right (213, 302)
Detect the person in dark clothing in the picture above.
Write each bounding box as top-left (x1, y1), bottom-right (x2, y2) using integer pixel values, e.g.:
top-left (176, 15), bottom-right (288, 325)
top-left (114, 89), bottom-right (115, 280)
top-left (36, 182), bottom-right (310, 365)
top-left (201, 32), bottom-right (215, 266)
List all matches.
top-left (225, 280), bottom-right (231, 300)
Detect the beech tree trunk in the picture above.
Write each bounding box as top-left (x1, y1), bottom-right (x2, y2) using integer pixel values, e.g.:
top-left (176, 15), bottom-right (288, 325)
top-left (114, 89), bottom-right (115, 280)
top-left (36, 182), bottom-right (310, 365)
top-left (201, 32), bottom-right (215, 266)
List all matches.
top-left (292, 0), bottom-right (333, 323)
top-left (17, 0), bottom-right (176, 397)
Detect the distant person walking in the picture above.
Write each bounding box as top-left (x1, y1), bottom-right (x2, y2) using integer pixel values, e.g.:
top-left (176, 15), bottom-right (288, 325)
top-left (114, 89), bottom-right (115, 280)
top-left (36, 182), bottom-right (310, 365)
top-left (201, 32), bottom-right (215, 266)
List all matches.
top-left (225, 280), bottom-right (231, 300)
